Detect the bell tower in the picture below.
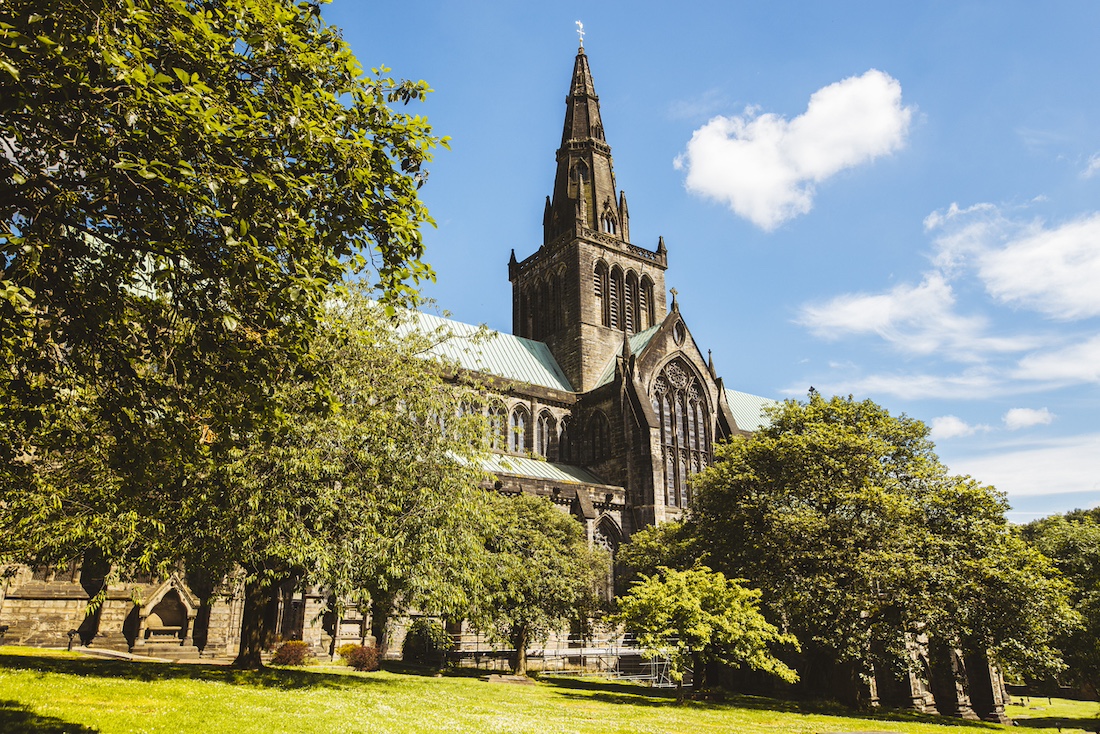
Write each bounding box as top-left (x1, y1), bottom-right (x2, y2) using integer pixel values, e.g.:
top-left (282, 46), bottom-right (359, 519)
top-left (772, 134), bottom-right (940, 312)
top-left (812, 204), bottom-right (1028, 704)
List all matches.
top-left (510, 42), bottom-right (669, 392)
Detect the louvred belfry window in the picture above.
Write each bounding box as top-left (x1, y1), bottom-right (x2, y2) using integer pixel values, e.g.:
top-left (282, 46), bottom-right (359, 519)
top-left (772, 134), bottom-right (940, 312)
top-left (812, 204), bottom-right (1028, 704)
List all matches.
top-left (651, 360), bottom-right (711, 508)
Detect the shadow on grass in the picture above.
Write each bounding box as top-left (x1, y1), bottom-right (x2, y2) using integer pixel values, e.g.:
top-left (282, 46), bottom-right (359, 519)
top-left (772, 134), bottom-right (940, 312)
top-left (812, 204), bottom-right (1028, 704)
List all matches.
top-left (0, 699), bottom-right (97, 733)
top-left (0, 651), bottom-right (387, 692)
top-left (1013, 716), bottom-right (1100, 732)
top-left (538, 675), bottom-right (1001, 729)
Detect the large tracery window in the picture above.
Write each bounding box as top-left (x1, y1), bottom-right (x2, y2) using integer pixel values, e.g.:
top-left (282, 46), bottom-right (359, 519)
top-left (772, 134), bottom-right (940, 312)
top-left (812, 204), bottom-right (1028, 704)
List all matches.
top-left (651, 360), bottom-right (711, 508)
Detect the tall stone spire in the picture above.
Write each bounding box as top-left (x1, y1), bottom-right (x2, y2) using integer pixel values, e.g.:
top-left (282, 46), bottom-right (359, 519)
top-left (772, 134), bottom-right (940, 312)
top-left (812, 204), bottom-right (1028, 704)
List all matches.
top-left (544, 45), bottom-right (627, 245)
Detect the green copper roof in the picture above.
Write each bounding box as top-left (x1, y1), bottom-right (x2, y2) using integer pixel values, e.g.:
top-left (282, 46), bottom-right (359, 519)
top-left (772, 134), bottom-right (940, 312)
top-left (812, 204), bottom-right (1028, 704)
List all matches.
top-left (482, 453), bottom-right (607, 485)
top-left (595, 325), bottom-right (661, 387)
top-left (401, 311), bottom-right (574, 392)
top-left (724, 389), bottom-right (777, 431)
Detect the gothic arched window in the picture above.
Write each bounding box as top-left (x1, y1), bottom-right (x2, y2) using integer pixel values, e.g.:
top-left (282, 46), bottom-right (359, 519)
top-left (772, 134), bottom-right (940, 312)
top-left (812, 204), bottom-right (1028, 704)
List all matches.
top-left (509, 405), bottom-right (529, 454)
top-left (624, 271), bottom-right (639, 334)
top-left (589, 411), bottom-right (610, 462)
top-left (538, 280), bottom-right (550, 340)
top-left (609, 266), bottom-right (623, 330)
top-left (487, 402), bottom-right (507, 451)
top-left (558, 416), bottom-right (572, 463)
top-left (651, 360), bottom-right (711, 508)
top-left (535, 410), bottom-right (556, 459)
top-left (640, 275), bottom-right (655, 329)
top-left (594, 261), bottom-right (609, 327)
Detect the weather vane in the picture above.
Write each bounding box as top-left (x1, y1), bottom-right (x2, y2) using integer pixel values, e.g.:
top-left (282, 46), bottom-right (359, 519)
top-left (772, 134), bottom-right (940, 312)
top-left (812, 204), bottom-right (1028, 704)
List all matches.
top-left (575, 20), bottom-right (585, 48)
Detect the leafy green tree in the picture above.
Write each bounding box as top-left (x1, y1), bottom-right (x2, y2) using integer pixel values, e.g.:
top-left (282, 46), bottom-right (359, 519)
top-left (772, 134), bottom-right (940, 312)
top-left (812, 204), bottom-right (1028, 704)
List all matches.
top-left (0, 0), bottom-right (444, 579)
top-left (1024, 514), bottom-right (1100, 695)
top-left (192, 290), bottom-right (491, 667)
top-left (616, 520), bottom-right (702, 586)
top-left (468, 493), bottom-right (610, 676)
top-left (690, 392), bottom-right (1073, 703)
top-left (613, 566), bottom-right (798, 702)
top-left (920, 478), bottom-right (1076, 680)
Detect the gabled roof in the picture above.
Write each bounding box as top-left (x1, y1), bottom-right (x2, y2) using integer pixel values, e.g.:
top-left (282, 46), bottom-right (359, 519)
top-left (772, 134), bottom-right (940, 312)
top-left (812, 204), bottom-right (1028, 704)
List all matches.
top-left (400, 311), bottom-right (574, 392)
top-left (594, 324), bottom-right (660, 388)
top-left (724, 389), bottom-right (777, 432)
top-left (482, 453), bottom-right (606, 485)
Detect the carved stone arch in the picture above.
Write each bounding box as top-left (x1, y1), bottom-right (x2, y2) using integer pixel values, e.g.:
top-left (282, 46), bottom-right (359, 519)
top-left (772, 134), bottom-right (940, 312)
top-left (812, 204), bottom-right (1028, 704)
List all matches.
top-left (134, 573), bottom-right (199, 647)
top-left (600, 199), bottom-right (618, 234)
top-left (593, 514), bottom-right (623, 554)
top-left (571, 159), bottom-right (589, 183)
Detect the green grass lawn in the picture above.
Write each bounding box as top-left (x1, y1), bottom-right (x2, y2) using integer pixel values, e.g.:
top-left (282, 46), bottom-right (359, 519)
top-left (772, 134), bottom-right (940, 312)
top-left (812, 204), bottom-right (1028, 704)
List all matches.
top-left (0, 645), bottom-right (1087, 734)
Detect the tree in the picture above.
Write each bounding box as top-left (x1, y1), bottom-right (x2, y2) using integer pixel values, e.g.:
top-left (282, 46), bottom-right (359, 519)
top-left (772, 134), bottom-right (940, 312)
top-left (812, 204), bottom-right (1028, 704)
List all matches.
top-left (191, 289), bottom-right (492, 667)
top-left (615, 520), bottom-right (701, 586)
top-left (690, 392), bottom-right (1074, 704)
top-left (1024, 513), bottom-right (1100, 695)
top-left (468, 493), bottom-right (610, 676)
top-left (1, 1), bottom-right (444, 582)
top-left (613, 566), bottom-right (798, 702)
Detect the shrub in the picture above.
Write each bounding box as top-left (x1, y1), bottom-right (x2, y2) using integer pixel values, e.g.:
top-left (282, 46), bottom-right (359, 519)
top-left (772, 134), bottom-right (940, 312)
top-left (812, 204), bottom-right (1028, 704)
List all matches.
top-left (344, 644), bottom-right (381, 672)
top-left (271, 640), bottom-right (312, 666)
top-left (336, 643), bottom-right (360, 663)
top-left (402, 618), bottom-right (453, 668)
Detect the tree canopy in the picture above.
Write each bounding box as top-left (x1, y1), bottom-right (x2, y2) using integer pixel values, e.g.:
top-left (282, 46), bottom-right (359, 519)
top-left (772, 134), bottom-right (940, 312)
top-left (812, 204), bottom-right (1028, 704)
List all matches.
top-left (1024, 512), bottom-right (1100, 695)
top-left (467, 492), bottom-right (610, 676)
top-left (0, 0), bottom-right (445, 578)
top-left (613, 565), bottom-right (798, 701)
top-left (685, 392), bottom-right (1074, 700)
top-left (193, 289), bottom-right (492, 666)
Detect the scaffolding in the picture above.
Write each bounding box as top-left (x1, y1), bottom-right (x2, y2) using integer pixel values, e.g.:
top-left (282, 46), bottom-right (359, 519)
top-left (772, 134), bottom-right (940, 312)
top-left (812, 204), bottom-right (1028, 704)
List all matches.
top-left (448, 631), bottom-right (689, 688)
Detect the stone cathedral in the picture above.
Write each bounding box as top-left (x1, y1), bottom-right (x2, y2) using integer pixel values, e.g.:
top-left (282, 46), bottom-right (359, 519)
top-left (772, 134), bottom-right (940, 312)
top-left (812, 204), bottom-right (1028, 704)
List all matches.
top-left (457, 42), bottom-right (772, 548)
top-left (0, 41), bottom-right (771, 658)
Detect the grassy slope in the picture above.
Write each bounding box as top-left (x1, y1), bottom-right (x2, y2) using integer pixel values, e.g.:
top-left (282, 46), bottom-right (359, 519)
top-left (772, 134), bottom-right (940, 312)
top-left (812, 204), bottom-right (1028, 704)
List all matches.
top-left (0, 645), bottom-right (1076, 734)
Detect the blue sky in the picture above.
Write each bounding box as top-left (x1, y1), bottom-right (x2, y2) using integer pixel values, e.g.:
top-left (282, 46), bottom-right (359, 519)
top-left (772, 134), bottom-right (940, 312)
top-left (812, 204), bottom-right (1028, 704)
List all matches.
top-left (324, 2), bottom-right (1100, 522)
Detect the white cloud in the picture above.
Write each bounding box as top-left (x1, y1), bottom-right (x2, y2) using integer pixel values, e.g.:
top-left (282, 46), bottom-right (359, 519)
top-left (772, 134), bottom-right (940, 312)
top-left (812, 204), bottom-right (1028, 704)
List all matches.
top-left (947, 433), bottom-right (1100, 497)
top-left (979, 214), bottom-right (1100, 320)
top-left (796, 273), bottom-right (1037, 361)
top-left (926, 204), bottom-right (1100, 321)
top-left (1083, 153), bottom-right (1100, 179)
top-left (1003, 407), bottom-right (1054, 430)
top-left (786, 368), bottom-right (1002, 401)
top-left (1015, 335), bottom-right (1100, 385)
top-left (675, 69), bottom-right (913, 230)
top-left (930, 415), bottom-right (990, 440)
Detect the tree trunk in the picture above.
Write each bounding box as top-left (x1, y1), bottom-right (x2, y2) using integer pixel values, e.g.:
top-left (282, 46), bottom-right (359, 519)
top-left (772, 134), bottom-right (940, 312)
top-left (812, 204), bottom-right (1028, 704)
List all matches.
top-left (233, 576), bottom-right (269, 669)
top-left (511, 625), bottom-right (529, 676)
top-left (692, 650), bottom-right (707, 695)
top-left (370, 591), bottom-right (395, 656)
